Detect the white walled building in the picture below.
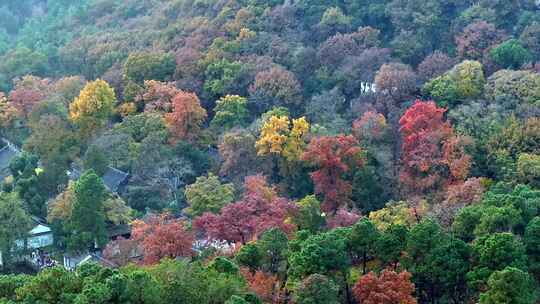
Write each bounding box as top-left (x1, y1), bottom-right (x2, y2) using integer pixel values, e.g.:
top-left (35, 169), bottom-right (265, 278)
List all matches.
top-left (0, 220), bottom-right (54, 266)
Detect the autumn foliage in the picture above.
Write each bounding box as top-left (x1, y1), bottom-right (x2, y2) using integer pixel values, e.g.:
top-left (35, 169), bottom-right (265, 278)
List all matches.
top-left (8, 76), bottom-right (51, 119)
top-left (256, 115), bottom-right (309, 161)
top-left (399, 100), bottom-right (471, 196)
top-left (249, 67), bottom-right (302, 112)
top-left (325, 208), bottom-right (362, 229)
top-left (431, 177), bottom-right (485, 227)
top-left (139, 80), bottom-right (179, 112)
top-left (164, 90), bottom-right (207, 142)
top-left (353, 269), bottom-right (417, 304)
top-left (241, 269), bottom-right (280, 303)
top-left (131, 213), bottom-right (194, 265)
top-left (352, 111), bottom-right (389, 143)
top-left (302, 135), bottom-right (363, 212)
top-left (455, 21), bottom-right (506, 61)
top-left (0, 1), bottom-right (539, 303)
top-left (0, 92), bottom-right (18, 128)
top-left (69, 79), bottom-right (116, 138)
top-left (374, 63), bottom-right (417, 101)
top-left (194, 175), bottom-right (297, 244)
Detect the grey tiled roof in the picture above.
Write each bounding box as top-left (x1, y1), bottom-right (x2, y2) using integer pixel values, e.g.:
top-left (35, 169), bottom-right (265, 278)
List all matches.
top-left (102, 167), bottom-right (129, 192)
top-left (107, 224), bottom-right (131, 238)
top-left (68, 166), bottom-right (128, 193)
top-left (64, 252), bottom-right (118, 269)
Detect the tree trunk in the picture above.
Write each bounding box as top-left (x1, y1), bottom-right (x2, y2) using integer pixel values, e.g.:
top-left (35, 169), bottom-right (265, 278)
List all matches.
top-left (362, 251), bottom-right (367, 274)
top-left (342, 271), bottom-right (352, 304)
top-left (281, 264), bottom-right (290, 304)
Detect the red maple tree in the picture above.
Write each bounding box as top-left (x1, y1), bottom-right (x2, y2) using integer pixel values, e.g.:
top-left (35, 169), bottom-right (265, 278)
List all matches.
top-left (193, 175), bottom-right (297, 244)
top-left (353, 269), bottom-right (417, 304)
top-left (9, 76), bottom-right (51, 119)
top-left (399, 100), bottom-right (471, 196)
top-left (131, 213), bottom-right (194, 265)
top-left (302, 135), bottom-right (363, 212)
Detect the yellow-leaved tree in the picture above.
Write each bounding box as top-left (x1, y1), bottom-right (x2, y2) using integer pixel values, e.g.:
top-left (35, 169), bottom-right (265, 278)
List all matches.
top-left (69, 79), bottom-right (116, 139)
top-left (369, 201), bottom-right (425, 231)
top-left (256, 115), bottom-right (309, 162)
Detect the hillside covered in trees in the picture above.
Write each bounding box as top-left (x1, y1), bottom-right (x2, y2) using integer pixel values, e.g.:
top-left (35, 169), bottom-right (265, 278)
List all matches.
top-left (0, 0), bottom-right (539, 303)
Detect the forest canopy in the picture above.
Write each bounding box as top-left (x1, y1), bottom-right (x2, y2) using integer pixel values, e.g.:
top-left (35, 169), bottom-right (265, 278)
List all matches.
top-left (0, 0), bottom-right (539, 303)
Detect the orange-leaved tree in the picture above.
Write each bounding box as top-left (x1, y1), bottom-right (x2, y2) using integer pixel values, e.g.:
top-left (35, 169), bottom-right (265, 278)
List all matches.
top-left (302, 135), bottom-right (363, 213)
top-left (164, 90), bottom-right (207, 143)
top-left (399, 100), bottom-right (471, 197)
top-left (353, 269), bottom-right (417, 304)
top-left (131, 213), bottom-right (194, 265)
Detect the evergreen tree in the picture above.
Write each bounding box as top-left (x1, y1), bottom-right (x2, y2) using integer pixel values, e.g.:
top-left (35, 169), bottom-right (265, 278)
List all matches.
top-left (66, 170), bottom-right (108, 252)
